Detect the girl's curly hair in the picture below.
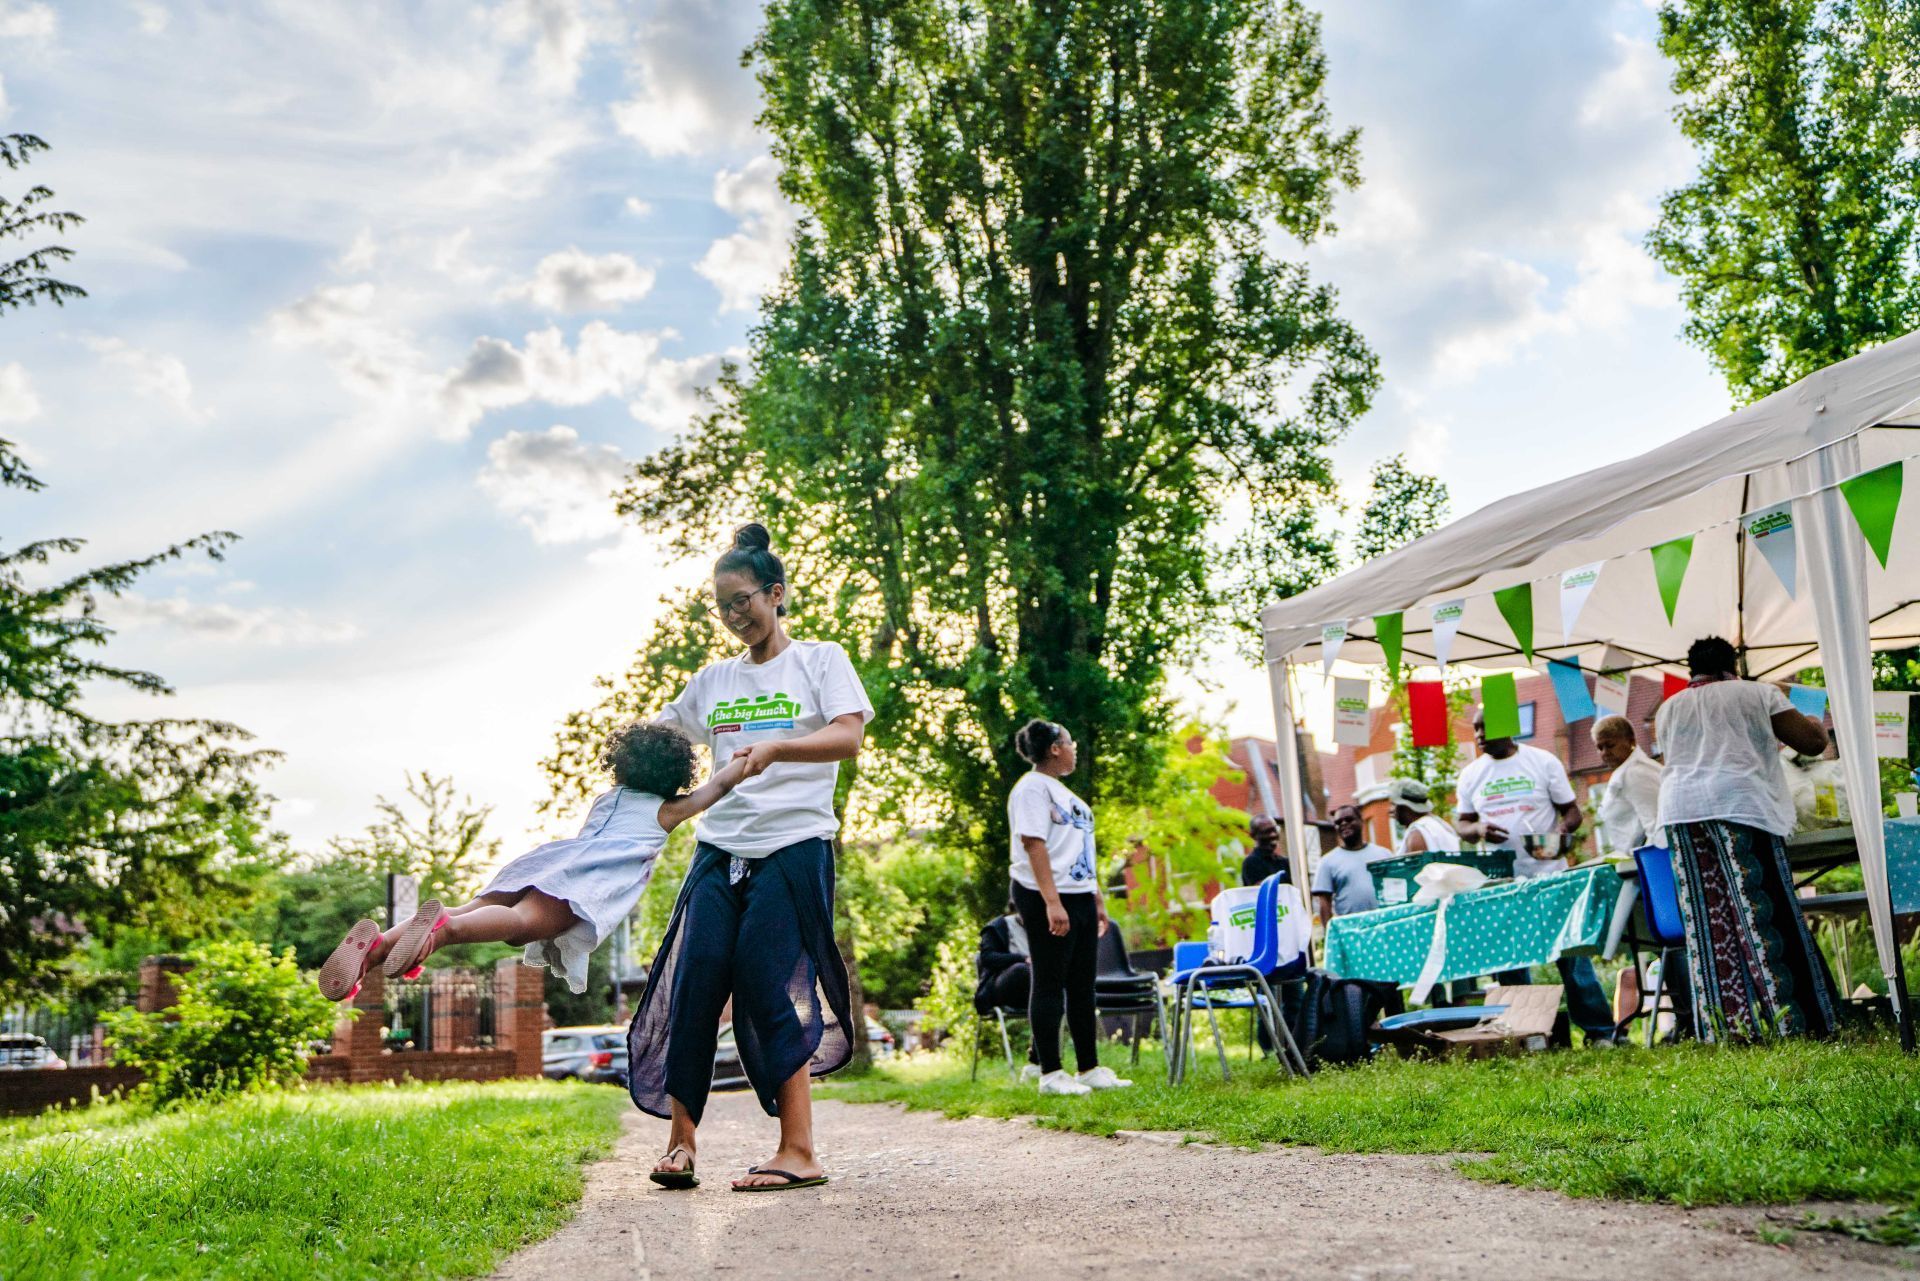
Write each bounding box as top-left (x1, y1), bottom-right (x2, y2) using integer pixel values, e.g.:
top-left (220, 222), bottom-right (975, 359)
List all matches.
top-left (599, 722), bottom-right (698, 797)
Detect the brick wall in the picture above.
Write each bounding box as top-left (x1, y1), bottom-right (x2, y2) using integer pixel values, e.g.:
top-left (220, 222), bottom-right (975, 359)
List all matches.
top-left (0, 1066), bottom-right (143, 1116)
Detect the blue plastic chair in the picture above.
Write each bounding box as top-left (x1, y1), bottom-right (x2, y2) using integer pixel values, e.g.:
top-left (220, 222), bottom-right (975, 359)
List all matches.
top-left (1631, 844), bottom-right (1687, 1048)
top-left (1166, 873), bottom-right (1311, 1083)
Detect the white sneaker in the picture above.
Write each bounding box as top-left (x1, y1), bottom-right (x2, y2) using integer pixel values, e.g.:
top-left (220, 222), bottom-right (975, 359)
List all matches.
top-left (1019, 1064), bottom-right (1043, 1082)
top-left (1077, 1065), bottom-right (1133, 1090)
top-left (1037, 1069), bottom-right (1092, 1096)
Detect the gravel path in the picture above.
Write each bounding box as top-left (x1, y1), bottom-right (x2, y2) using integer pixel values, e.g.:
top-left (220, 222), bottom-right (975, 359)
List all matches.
top-left (493, 1090), bottom-right (1911, 1281)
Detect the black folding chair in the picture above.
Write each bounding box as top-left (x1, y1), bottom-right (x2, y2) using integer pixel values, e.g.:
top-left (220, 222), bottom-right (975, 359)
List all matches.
top-left (1093, 926), bottom-right (1167, 1065)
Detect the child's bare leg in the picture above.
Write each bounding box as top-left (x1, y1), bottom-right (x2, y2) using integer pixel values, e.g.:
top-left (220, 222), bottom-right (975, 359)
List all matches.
top-left (440, 889), bottom-right (578, 948)
top-left (370, 892), bottom-right (518, 962)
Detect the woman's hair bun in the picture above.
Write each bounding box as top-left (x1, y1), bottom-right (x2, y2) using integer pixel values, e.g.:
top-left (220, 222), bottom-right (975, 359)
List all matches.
top-left (733, 522), bottom-right (773, 552)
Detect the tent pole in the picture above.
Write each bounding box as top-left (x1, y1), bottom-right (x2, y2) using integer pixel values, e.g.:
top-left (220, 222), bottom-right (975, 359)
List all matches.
top-left (1791, 440), bottom-right (1913, 1051)
top-left (1266, 654), bottom-right (1315, 945)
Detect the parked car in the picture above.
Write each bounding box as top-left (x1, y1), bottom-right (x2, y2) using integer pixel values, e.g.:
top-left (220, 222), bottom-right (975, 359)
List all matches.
top-left (542, 1026), bottom-right (627, 1086)
top-left (712, 1022), bottom-right (747, 1091)
top-left (865, 1017), bottom-right (896, 1059)
top-left (0, 1033), bottom-right (65, 1070)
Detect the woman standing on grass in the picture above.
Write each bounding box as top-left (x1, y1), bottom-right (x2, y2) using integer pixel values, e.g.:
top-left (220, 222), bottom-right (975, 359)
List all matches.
top-left (1655, 635), bottom-right (1839, 1042)
top-left (1007, 719), bottom-right (1131, 1096)
top-left (633, 523), bottom-right (873, 1192)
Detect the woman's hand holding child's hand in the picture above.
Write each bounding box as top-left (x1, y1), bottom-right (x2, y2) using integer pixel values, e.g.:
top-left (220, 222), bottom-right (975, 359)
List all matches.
top-left (730, 740), bottom-right (783, 780)
top-left (713, 754), bottom-right (753, 792)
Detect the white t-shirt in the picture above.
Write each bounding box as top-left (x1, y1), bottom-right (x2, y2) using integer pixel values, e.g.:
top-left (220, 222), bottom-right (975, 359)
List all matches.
top-left (1655, 679), bottom-right (1796, 836)
top-left (1007, 771), bottom-right (1098, 894)
top-left (656, 639), bottom-right (875, 856)
top-left (1597, 747), bottom-right (1663, 852)
top-left (1455, 743), bottom-right (1576, 878)
top-left (1397, 814), bottom-right (1461, 857)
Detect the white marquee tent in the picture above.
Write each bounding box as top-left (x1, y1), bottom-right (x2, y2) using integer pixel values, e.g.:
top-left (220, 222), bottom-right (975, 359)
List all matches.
top-left (1259, 331), bottom-right (1920, 1048)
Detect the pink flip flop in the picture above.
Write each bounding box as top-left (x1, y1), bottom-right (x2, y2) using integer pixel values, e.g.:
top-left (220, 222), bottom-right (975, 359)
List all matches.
top-left (382, 901), bottom-right (449, 979)
top-left (318, 919), bottom-right (382, 1002)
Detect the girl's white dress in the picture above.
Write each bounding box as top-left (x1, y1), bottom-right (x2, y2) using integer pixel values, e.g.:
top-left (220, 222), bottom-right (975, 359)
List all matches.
top-left (478, 787), bottom-right (669, 993)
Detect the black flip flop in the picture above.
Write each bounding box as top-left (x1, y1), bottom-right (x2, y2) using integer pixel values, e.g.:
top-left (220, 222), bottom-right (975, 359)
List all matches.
top-left (731, 1168), bottom-right (828, 1193)
top-left (648, 1146), bottom-right (698, 1189)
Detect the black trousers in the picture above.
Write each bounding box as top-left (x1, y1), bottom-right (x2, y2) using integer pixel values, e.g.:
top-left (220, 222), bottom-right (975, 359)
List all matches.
top-left (978, 962), bottom-right (1032, 1012)
top-left (1012, 885), bottom-right (1099, 1075)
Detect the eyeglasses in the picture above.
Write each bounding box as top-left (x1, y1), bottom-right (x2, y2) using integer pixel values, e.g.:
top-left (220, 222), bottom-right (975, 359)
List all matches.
top-left (706, 584), bottom-right (772, 619)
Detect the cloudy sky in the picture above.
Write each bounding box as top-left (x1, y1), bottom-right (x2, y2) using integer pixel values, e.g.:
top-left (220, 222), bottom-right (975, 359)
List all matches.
top-left (2, 0), bottom-right (1731, 853)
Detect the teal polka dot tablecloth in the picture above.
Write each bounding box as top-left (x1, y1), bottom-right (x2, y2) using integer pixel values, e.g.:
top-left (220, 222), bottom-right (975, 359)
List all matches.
top-left (1885, 817), bottom-right (1920, 913)
top-left (1323, 863), bottom-right (1624, 988)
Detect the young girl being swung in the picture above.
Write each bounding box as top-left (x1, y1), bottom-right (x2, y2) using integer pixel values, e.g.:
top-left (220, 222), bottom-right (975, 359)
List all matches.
top-left (317, 723), bottom-right (748, 1001)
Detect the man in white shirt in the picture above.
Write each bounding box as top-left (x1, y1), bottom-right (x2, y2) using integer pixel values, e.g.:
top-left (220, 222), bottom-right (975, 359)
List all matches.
top-left (1454, 710), bottom-right (1619, 1046)
top-left (1592, 716), bottom-right (1662, 852)
top-left (1388, 778), bottom-right (1459, 856)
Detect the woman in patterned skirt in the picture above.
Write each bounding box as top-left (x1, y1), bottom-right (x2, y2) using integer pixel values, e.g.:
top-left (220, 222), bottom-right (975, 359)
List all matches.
top-left (1654, 636), bottom-right (1840, 1041)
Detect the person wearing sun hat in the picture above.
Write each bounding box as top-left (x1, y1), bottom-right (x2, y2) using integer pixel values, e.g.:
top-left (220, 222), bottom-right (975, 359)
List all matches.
top-left (1387, 777), bottom-right (1459, 856)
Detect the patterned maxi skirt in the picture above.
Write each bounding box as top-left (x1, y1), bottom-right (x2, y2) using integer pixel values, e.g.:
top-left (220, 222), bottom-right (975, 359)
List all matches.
top-left (1667, 819), bottom-right (1839, 1042)
top-left (626, 837), bottom-right (853, 1124)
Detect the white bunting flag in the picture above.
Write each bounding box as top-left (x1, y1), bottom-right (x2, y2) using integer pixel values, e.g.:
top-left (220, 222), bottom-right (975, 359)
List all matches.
top-left (1745, 503), bottom-right (1799, 599)
top-left (1559, 562), bottom-right (1604, 642)
top-left (1875, 691), bottom-right (1912, 759)
top-left (1332, 677), bottom-right (1371, 746)
top-left (1320, 621), bottom-right (1348, 675)
top-left (1430, 600), bottom-right (1465, 675)
top-left (1592, 644), bottom-right (1632, 719)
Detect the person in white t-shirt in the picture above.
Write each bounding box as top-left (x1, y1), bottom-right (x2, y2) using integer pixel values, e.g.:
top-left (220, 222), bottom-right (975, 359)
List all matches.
top-left (1454, 709), bottom-right (1617, 1045)
top-left (635, 523), bottom-right (875, 1194)
top-left (1387, 778), bottom-right (1459, 856)
top-left (1007, 718), bottom-right (1131, 1097)
top-left (1654, 636), bottom-right (1837, 1043)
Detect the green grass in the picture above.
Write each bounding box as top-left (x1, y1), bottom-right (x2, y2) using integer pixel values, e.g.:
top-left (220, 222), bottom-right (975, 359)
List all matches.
top-left (0, 1079), bottom-right (627, 1280)
top-left (824, 1039), bottom-right (1920, 1211)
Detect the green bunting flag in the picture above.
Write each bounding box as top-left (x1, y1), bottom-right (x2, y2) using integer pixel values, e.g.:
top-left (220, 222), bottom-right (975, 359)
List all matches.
top-left (1375, 611), bottom-right (1404, 678)
top-left (1480, 671), bottom-right (1521, 740)
top-left (1839, 460), bottom-right (1904, 570)
top-left (1493, 583), bottom-right (1534, 665)
top-left (1649, 535), bottom-right (1694, 625)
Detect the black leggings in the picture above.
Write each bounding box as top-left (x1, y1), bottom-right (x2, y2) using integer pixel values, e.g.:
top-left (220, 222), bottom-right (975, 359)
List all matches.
top-left (1012, 884), bottom-right (1099, 1074)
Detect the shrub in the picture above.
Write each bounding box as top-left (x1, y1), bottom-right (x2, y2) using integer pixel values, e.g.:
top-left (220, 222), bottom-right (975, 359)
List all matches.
top-left (103, 938), bottom-right (341, 1104)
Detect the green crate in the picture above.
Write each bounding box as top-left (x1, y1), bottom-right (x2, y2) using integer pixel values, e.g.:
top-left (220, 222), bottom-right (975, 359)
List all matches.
top-left (1367, 850), bottom-right (1515, 906)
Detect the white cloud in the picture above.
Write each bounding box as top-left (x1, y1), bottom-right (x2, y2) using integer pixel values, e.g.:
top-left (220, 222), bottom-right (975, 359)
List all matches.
top-left (440, 321), bottom-right (731, 435)
top-left (502, 247), bottom-right (656, 312)
top-left (129, 1), bottom-right (167, 36)
top-left (0, 2), bottom-right (55, 40)
top-left (83, 337), bottom-right (203, 420)
top-left (612, 0), bottom-right (762, 156)
top-left (623, 196), bottom-right (652, 218)
top-left (430, 228), bottom-right (494, 284)
top-left (476, 425), bottom-right (628, 544)
top-left (0, 362), bottom-right (37, 422)
top-left (493, 0), bottom-right (592, 96)
top-left (0, 71), bottom-right (9, 123)
top-left (696, 156), bottom-right (794, 312)
top-left (108, 593), bottom-right (362, 646)
top-left (336, 227), bottom-right (378, 274)
top-left (267, 282), bottom-right (460, 437)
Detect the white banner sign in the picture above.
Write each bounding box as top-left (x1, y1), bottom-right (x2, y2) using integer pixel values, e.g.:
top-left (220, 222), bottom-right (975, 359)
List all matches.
top-left (1559, 562), bottom-right (1604, 642)
top-left (1875, 691), bottom-right (1912, 759)
top-left (1592, 645), bottom-right (1632, 719)
top-left (1332, 677), bottom-right (1372, 747)
top-left (1745, 502), bottom-right (1798, 599)
top-left (1430, 599), bottom-right (1465, 674)
top-left (1320, 621), bottom-right (1347, 675)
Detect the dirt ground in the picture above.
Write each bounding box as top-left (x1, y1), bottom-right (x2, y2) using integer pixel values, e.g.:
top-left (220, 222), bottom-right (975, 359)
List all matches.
top-left (491, 1090), bottom-right (1914, 1281)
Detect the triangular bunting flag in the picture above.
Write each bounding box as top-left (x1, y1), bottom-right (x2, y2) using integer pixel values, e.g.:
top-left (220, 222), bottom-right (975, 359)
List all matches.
top-left (1493, 584), bottom-right (1535, 665)
top-left (1375, 612), bottom-right (1404, 678)
top-left (1787, 683), bottom-right (1829, 720)
top-left (1320, 621), bottom-right (1347, 675)
top-left (1480, 672), bottom-right (1522, 740)
top-left (1430, 600), bottom-right (1465, 675)
top-left (1546, 657), bottom-right (1597, 723)
top-left (1650, 536), bottom-right (1694, 625)
top-left (1744, 503), bottom-right (1798, 598)
top-left (1592, 644), bottom-right (1632, 718)
top-left (1839, 461), bottom-right (1903, 569)
top-left (1407, 680), bottom-right (1449, 748)
top-left (1661, 672), bottom-right (1689, 704)
top-left (1559, 563), bottom-right (1603, 642)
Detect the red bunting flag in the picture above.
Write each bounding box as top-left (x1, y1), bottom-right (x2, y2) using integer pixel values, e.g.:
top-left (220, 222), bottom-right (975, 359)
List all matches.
top-left (1661, 672), bottom-right (1689, 704)
top-left (1408, 680), bottom-right (1449, 748)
